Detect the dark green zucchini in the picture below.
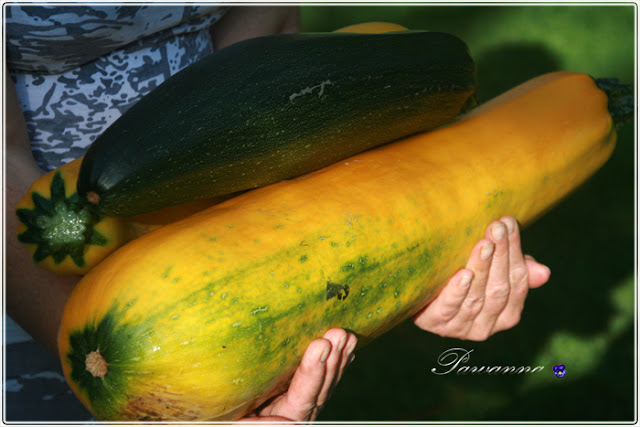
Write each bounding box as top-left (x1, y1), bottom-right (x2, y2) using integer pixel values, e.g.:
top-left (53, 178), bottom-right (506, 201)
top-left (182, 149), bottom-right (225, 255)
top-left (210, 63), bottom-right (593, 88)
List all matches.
top-left (77, 31), bottom-right (476, 216)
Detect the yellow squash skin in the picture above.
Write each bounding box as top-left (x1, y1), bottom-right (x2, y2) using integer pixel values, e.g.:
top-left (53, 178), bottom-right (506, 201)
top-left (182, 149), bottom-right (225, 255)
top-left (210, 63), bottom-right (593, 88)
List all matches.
top-left (335, 22), bottom-right (409, 33)
top-left (58, 71), bottom-right (615, 421)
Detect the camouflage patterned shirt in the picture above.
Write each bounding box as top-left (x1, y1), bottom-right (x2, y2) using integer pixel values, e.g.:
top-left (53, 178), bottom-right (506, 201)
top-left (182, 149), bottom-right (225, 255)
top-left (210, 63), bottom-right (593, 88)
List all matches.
top-left (6, 5), bottom-right (228, 171)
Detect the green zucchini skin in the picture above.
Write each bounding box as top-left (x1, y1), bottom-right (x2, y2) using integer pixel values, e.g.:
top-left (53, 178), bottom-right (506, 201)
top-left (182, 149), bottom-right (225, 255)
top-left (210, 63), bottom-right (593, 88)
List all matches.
top-left (77, 31), bottom-right (476, 217)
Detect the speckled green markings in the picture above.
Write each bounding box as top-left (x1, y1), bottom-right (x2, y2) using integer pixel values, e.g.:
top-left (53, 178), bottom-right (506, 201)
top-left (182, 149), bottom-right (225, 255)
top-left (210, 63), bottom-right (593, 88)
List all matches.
top-left (65, 225), bottom-right (443, 420)
top-left (77, 31), bottom-right (476, 217)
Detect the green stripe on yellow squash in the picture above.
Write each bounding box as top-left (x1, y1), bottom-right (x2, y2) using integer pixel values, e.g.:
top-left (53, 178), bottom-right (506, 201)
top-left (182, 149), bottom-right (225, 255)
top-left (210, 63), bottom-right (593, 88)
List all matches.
top-left (58, 71), bottom-right (619, 421)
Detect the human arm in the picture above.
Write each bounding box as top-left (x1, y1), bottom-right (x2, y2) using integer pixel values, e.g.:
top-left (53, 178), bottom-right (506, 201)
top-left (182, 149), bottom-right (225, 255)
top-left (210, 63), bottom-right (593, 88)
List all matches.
top-left (5, 66), bottom-right (81, 356)
top-left (210, 6), bottom-right (300, 51)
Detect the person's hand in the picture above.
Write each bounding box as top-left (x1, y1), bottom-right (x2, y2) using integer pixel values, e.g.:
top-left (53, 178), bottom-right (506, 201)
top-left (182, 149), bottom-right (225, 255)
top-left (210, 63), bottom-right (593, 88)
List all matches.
top-left (239, 328), bottom-right (357, 422)
top-left (413, 216), bottom-right (550, 341)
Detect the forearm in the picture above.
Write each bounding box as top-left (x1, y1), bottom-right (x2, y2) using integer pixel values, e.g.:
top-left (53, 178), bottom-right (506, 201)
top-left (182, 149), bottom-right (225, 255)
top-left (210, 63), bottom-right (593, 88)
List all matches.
top-left (211, 6), bottom-right (301, 51)
top-left (6, 68), bottom-right (79, 357)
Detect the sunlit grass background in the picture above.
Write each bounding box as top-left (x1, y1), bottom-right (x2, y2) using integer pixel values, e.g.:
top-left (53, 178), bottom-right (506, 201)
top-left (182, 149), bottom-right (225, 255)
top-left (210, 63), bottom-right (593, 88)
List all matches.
top-left (301, 5), bottom-right (636, 422)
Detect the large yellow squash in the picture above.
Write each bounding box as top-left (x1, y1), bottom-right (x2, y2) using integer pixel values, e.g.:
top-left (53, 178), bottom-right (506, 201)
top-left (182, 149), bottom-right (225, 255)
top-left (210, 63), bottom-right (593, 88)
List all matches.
top-left (58, 71), bottom-right (618, 421)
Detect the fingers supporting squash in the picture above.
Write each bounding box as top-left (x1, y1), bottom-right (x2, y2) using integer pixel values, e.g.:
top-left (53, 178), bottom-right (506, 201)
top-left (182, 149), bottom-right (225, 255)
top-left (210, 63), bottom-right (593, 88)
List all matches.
top-left (467, 221), bottom-right (512, 339)
top-left (273, 338), bottom-right (330, 421)
top-left (259, 328), bottom-right (357, 422)
top-left (491, 217), bottom-right (529, 331)
top-left (412, 268), bottom-right (474, 336)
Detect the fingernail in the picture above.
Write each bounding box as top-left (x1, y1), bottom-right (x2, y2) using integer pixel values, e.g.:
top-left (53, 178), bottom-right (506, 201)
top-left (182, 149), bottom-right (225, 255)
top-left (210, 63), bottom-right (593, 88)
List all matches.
top-left (492, 223), bottom-right (506, 241)
top-left (459, 273), bottom-right (473, 288)
top-left (504, 217), bottom-right (516, 234)
top-left (346, 341), bottom-right (357, 356)
top-left (347, 353), bottom-right (356, 366)
top-left (481, 243), bottom-right (495, 260)
top-left (338, 334), bottom-right (347, 352)
top-left (320, 344), bottom-right (331, 363)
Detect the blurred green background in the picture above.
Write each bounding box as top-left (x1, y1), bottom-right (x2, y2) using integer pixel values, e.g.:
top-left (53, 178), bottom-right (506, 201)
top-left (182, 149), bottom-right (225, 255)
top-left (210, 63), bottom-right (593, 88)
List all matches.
top-left (301, 5), bottom-right (636, 422)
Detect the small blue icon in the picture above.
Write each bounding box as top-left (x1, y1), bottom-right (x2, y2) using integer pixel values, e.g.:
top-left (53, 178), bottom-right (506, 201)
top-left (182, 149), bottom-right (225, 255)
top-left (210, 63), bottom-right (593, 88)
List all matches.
top-left (553, 364), bottom-right (567, 378)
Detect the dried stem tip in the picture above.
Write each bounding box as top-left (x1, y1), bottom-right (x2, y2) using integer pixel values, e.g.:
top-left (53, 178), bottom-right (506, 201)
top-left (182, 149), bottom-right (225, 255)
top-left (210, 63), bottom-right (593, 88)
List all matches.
top-left (86, 350), bottom-right (108, 379)
top-left (86, 191), bottom-right (100, 205)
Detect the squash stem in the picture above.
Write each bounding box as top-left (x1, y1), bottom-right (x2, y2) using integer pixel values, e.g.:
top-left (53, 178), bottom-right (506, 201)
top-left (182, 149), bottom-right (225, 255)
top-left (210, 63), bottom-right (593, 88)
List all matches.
top-left (85, 350), bottom-right (109, 379)
top-left (594, 78), bottom-right (634, 127)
